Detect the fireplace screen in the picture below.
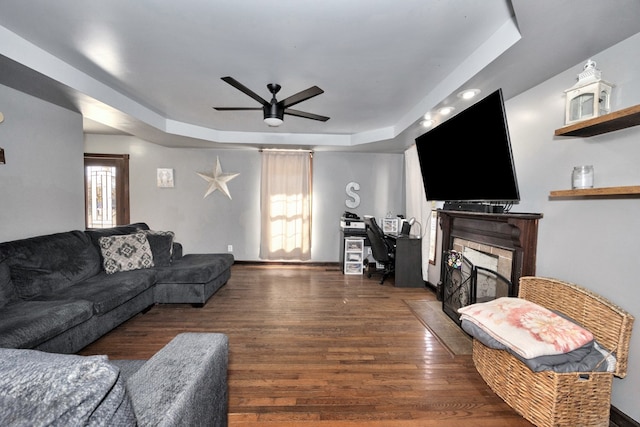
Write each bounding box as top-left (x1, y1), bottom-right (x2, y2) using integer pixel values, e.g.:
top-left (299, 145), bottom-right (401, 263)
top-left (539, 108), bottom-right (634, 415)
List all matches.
top-left (442, 250), bottom-right (513, 325)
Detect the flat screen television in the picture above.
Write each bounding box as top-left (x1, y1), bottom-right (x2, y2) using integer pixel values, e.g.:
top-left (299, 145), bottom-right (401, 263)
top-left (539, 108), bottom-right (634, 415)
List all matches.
top-left (415, 88), bottom-right (519, 213)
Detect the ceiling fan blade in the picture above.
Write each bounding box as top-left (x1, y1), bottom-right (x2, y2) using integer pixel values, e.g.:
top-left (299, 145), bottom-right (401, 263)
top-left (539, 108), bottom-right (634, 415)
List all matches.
top-left (284, 108), bottom-right (330, 122)
top-left (221, 76), bottom-right (269, 106)
top-left (280, 86), bottom-right (324, 108)
top-left (213, 107), bottom-right (262, 111)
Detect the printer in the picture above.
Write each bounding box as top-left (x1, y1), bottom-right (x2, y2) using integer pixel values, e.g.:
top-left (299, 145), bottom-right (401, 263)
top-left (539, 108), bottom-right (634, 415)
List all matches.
top-left (340, 218), bottom-right (365, 229)
top-left (340, 211), bottom-right (365, 230)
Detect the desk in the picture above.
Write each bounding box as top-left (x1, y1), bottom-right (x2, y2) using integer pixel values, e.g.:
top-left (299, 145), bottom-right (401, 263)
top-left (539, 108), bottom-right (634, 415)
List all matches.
top-left (385, 235), bottom-right (424, 288)
top-left (340, 228), bottom-right (423, 287)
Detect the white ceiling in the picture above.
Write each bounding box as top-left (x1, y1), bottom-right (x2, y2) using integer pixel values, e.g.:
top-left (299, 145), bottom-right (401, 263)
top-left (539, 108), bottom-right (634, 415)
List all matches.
top-left (1, 1), bottom-right (639, 153)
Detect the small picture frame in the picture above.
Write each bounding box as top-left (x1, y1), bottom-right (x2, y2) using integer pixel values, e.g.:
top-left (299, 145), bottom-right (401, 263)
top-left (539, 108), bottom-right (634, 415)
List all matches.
top-left (429, 210), bottom-right (438, 265)
top-left (381, 218), bottom-right (399, 234)
top-left (157, 168), bottom-right (174, 188)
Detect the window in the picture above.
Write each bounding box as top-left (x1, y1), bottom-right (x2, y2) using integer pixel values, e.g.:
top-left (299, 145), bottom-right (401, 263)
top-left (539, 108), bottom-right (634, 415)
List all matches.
top-left (259, 150), bottom-right (312, 261)
top-left (84, 153), bottom-right (130, 228)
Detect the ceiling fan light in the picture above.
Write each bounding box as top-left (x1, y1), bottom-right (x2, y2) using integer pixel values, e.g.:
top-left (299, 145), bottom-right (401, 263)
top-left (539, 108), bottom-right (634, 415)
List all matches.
top-left (264, 101), bottom-right (284, 127)
top-left (264, 117), bottom-right (283, 127)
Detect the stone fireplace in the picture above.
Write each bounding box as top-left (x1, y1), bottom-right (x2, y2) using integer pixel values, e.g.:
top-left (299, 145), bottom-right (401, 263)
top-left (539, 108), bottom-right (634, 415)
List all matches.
top-left (438, 210), bottom-right (543, 325)
top-left (454, 238), bottom-right (513, 283)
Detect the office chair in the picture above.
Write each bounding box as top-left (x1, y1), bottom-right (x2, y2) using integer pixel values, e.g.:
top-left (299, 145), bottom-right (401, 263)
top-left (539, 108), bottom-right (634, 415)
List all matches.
top-left (363, 217), bottom-right (396, 284)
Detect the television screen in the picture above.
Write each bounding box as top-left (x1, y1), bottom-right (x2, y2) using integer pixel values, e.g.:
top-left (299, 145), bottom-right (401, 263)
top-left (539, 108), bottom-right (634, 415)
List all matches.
top-left (415, 88), bottom-right (520, 208)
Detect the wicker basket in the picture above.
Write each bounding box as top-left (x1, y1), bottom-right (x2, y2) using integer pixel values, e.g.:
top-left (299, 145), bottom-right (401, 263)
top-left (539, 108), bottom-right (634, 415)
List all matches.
top-left (472, 276), bottom-right (634, 427)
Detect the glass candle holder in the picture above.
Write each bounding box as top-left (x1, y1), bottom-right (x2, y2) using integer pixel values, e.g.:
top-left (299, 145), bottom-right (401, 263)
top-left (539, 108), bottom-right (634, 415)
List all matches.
top-left (572, 165), bottom-right (594, 189)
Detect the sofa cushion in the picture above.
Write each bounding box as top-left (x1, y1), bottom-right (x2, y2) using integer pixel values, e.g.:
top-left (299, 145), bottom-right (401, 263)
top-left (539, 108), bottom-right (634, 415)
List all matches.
top-left (143, 230), bottom-right (175, 267)
top-left (154, 253), bottom-right (234, 283)
top-left (0, 231), bottom-right (102, 299)
top-left (124, 333), bottom-right (229, 427)
top-left (99, 232), bottom-right (155, 274)
top-left (171, 241), bottom-right (183, 260)
top-left (35, 269), bottom-right (157, 315)
top-left (0, 299), bottom-right (94, 349)
top-left (0, 260), bottom-right (18, 308)
top-left (0, 348), bottom-right (136, 426)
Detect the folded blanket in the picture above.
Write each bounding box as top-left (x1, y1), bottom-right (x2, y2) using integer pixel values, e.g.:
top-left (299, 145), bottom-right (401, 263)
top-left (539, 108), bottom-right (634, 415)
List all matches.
top-left (458, 297), bottom-right (594, 359)
top-left (461, 319), bottom-right (615, 373)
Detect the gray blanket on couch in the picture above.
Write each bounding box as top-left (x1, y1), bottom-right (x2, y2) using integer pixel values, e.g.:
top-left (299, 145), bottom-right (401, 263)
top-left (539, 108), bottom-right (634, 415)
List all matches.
top-left (0, 348), bottom-right (136, 426)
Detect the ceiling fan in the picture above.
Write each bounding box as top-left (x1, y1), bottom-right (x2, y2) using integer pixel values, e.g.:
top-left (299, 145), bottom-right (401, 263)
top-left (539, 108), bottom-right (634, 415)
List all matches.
top-left (213, 76), bottom-right (329, 127)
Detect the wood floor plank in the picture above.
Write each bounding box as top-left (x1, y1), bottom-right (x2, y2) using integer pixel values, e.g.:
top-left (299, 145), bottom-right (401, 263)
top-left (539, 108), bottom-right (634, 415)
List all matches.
top-left (79, 264), bottom-right (533, 426)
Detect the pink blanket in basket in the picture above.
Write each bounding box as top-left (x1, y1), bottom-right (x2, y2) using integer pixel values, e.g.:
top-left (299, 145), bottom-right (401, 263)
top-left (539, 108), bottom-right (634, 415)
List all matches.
top-left (458, 297), bottom-right (594, 359)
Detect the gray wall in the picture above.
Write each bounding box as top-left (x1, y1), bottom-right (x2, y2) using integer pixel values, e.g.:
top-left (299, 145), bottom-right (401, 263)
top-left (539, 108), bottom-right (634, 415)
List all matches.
top-left (0, 85), bottom-right (85, 242)
top-left (84, 135), bottom-right (404, 261)
top-left (507, 32), bottom-right (640, 417)
top-left (423, 33), bottom-right (640, 418)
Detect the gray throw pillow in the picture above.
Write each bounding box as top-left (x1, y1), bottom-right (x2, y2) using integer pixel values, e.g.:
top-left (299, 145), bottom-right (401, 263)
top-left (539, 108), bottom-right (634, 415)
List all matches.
top-left (143, 230), bottom-right (175, 267)
top-left (99, 232), bottom-right (154, 274)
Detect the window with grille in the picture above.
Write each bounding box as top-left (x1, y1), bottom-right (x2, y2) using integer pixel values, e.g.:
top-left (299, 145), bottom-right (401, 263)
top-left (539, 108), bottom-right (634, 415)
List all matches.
top-left (84, 154), bottom-right (130, 228)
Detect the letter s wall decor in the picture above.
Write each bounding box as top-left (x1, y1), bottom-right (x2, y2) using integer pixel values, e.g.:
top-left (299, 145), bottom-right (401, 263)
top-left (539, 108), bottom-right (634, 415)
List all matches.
top-left (345, 181), bottom-right (360, 208)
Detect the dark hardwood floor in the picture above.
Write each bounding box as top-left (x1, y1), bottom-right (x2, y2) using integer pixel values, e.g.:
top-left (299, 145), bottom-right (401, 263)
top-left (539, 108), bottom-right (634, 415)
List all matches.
top-left (79, 264), bottom-right (533, 426)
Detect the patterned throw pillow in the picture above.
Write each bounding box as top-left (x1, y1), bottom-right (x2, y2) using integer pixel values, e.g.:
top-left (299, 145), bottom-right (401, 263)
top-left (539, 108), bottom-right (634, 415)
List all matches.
top-left (99, 232), bottom-right (154, 274)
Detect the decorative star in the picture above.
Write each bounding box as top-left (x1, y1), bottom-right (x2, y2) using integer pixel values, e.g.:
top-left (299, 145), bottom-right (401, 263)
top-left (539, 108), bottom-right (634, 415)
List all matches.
top-left (197, 156), bottom-right (240, 199)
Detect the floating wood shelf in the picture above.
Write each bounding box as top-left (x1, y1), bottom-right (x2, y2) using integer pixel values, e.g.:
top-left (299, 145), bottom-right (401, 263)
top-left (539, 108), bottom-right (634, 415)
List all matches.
top-left (549, 185), bottom-right (640, 198)
top-left (554, 104), bottom-right (640, 137)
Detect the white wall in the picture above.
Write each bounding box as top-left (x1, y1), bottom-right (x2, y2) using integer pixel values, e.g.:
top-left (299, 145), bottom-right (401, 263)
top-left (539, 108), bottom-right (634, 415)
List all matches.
top-left (500, 33), bottom-right (640, 419)
top-left (0, 85), bottom-right (85, 242)
top-left (84, 135), bottom-right (404, 261)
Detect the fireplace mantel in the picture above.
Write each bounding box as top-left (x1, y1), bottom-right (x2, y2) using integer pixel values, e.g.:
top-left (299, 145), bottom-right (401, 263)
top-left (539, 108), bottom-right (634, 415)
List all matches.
top-left (438, 210), bottom-right (543, 297)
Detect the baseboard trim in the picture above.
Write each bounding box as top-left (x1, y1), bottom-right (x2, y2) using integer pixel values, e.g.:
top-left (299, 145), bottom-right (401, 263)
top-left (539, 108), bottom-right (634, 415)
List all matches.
top-left (233, 260), bottom-right (340, 268)
top-left (611, 405), bottom-right (640, 427)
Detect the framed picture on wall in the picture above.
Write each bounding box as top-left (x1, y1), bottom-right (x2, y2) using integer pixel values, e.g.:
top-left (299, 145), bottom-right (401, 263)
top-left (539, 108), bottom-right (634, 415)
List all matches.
top-left (429, 210), bottom-right (438, 265)
top-left (157, 168), bottom-right (174, 188)
top-left (381, 218), bottom-right (399, 234)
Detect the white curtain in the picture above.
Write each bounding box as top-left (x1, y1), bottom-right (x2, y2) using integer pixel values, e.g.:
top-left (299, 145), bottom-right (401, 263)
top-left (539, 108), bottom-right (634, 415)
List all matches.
top-left (404, 144), bottom-right (432, 280)
top-left (259, 150), bottom-right (312, 261)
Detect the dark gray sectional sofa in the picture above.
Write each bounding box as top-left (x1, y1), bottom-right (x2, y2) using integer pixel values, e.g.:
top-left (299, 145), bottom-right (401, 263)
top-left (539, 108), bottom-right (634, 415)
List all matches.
top-left (0, 223), bottom-right (233, 425)
top-left (0, 222), bottom-right (234, 354)
top-left (1, 332), bottom-right (229, 426)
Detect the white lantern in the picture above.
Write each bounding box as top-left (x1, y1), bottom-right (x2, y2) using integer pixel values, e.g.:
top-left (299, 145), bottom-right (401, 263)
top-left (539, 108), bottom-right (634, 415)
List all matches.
top-left (564, 59), bottom-right (614, 125)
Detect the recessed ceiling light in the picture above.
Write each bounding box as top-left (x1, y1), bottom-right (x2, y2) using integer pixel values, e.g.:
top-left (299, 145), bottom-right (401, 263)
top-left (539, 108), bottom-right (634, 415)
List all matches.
top-left (457, 89), bottom-right (481, 100)
top-left (421, 119), bottom-right (434, 128)
top-left (423, 113), bottom-right (432, 120)
top-left (439, 106), bottom-right (454, 115)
